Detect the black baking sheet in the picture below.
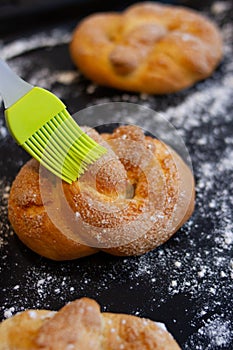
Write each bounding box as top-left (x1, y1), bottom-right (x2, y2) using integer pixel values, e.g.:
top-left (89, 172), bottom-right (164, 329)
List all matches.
top-left (0, 1), bottom-right (233, 349)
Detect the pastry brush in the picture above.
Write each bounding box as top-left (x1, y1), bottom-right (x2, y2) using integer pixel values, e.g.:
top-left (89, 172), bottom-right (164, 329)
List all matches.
top-left (0, 58), bottom-right (106, 183)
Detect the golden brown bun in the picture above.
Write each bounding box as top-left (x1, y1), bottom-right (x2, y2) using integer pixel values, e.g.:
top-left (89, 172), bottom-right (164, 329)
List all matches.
top-left (70, 2), bottom-right (223, 94)
top-left (8, 125), bottom-right (195, 260)
top-left (7, 159), bottom-right (98, 260)
top-left (0, 298), bottom-right (181, 350)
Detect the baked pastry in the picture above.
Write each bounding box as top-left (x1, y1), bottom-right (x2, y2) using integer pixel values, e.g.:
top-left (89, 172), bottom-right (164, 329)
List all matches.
top-left (0, 297), bottom-right (181, 349)
top-left (8, 125), bottom-right (195, 260)
top-left (70, 2), bottom-right (223, 94)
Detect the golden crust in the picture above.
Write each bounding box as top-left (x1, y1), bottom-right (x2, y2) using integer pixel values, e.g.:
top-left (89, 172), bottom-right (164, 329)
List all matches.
top-left (0, 310), bottom-right (55, 350)
top-left (0, 298), bottom-right (181, 350)
top-left (8, 125), bottom-right (195, 260)
top-left (8, 159), bottom-right (98, 260)
top-left (70, 2), bottom-right (223, 94)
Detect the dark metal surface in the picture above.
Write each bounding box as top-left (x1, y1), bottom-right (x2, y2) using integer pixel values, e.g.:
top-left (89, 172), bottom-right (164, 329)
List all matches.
top-left (0, 0), bottom-right (215, 35)
top-left (0, 1), bottom-right (233, 349)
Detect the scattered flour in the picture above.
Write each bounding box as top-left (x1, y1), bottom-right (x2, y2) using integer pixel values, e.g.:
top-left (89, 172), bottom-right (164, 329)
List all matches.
top-left (0, 28), bottom-right (72, 60)
top-left (185, 316), bottom-right (232, 349)
top-left (0, 2), bottom-right (233, 349)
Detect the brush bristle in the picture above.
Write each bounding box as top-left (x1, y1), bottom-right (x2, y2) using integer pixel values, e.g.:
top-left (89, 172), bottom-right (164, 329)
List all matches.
top-left (22, 110), bottom-right (106, 183)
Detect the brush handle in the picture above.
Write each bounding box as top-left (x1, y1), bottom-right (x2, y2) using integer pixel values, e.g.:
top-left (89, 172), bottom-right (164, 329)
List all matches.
top-left (0, 58), bottom-right (33, 109)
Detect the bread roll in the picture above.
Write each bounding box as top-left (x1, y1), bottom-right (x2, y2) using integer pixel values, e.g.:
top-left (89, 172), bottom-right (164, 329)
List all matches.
top-left (70, 2), bottom-right (223, 94)
top-left (0, 297), bottom-right (181, 349)
top-left (8, 125), bottom-right (195, 260)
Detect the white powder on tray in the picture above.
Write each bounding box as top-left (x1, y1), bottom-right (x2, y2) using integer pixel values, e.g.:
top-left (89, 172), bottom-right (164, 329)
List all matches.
top-left (0, 2), bottom-right (233, 349)
top-left (0, 28), bottom-right (72, 61)
top-left (0, 183), bottom-right (13, 249)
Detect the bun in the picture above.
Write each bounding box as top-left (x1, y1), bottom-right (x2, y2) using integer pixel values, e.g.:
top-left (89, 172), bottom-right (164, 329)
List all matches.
top-left (8, 125), bottom-right (195, 260)
top-left (70, 2), bottom-right (223, 94)
top-left (0, 297), bottom-right (181, 349)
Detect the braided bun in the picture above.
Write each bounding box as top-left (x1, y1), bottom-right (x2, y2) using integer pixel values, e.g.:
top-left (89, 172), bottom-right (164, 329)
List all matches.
top-left (0, 297), bottom-right (181, 349)
top-left (8, 125), bottom-right (195, 260)
top-left (70, 2), bottom-right (223, 94)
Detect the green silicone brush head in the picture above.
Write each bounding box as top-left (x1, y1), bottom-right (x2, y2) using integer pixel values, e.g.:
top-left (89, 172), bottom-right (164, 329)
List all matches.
top-left (23, 110), bottom-right (106, 183)
top-left (5, 87), bottom-right (107, 183)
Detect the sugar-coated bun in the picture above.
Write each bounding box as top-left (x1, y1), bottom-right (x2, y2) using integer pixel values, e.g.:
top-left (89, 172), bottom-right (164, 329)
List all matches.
top-left (70, 2), bottom-right (223, 94)
top-left (0, 297), bottom-right (181, 349)
top-left (8, 125), bottom-right (195, 260)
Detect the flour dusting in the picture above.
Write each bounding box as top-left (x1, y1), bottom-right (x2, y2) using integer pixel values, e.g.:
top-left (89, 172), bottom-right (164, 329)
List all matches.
top-left (0, 2), bottom-right (233, 349)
